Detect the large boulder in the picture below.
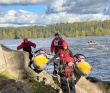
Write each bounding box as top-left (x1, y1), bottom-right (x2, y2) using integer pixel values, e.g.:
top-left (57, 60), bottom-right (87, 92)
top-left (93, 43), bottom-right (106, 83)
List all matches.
top-left (76, 77), bottom-right (102, 93)
top-left (0, 44), bottom-right (38, 78)
top-left (0, 45), bottom-right (6, 72)
top-left (86, 77), bottom-right (101, 82)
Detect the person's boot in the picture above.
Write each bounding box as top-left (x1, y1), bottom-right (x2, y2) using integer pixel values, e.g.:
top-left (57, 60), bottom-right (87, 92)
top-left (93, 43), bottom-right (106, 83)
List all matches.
top-left (29, 61), bottom-right (33, 68)
top-left (53, 70), bottom-right (57, 75)
top-left (28, 63), bottom-right (32, 68)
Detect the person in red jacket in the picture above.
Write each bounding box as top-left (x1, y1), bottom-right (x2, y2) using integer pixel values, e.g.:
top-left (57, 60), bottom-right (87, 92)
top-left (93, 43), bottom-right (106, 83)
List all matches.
top-left (51, 33), bottom-right (64, 75)
top-left (17, 38), bottom-right (36, 68)
top-left (58, 57), bottom-right (76, 93)
top-left (51, 33), bottom-right (64, 54)
top-left (48, 42), bottom-right (75, 75)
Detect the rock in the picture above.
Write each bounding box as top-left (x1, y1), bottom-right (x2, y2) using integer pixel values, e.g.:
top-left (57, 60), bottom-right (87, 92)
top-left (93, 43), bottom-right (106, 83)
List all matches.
top-left (1, 79), bottom-right (16, 85)
top-left (2, 81), bottom-right (26, 91)
top-left (0, 79), bottom-right (16, 90)
top-left (0, 45), bottom-right (5, 72)
top-left (1, 87), bottom-right (18, 93)
top-left (2, 82), bottom-right (19, 91)
top-left (76, 77), bottom-right (103, 93)
top-left (86, 77), bottom-right (101, 82)
top-left (37, 76), bottom-right (39, 80)
top-left (17, 81), bottom-right (26, 88)
top-left (22, 85), bottom-right (33, 93)
top-left (108, 88), bottom-right (110, 93)
top-left (1, 80), bottom-right (33, 93)
top-left (37, 71), bottom-right (54, 84)
top-left (0, 44), bottom-right (39, 79)
top-left (43, 77), bottom-right (46, 81)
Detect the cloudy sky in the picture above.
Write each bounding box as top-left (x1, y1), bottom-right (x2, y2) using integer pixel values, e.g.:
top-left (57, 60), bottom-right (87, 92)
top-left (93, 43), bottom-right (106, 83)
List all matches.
top-left (0, 0), bottom-right (110, 27)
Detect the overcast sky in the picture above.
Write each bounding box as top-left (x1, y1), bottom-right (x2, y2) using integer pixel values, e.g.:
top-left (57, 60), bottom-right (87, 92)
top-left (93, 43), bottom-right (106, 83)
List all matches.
top-left (0, 0), bottom-right (110, 27)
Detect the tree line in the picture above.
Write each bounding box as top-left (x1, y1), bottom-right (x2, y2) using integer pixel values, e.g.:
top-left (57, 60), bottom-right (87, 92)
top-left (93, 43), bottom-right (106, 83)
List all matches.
top-left (0, 20), bottom-right (110, 40)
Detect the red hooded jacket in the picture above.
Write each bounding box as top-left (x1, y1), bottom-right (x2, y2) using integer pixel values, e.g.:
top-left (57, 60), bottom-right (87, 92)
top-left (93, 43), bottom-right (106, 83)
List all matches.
top-left (17, 41), bottom-right (36, 52)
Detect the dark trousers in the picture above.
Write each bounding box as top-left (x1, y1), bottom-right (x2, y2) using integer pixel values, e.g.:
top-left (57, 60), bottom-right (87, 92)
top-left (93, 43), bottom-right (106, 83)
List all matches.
top-left (74, 71), bottom-right (81, 84)
top-left (54, 62), bottom-right (58, 73)
top-left (61, 77), bottom-right (76, 93)
top-left (29, 51), bottom-right (33, 67)
top-left (53, 52), bottom-right (58, 74)
top-left (29, 51), bottom-right (33, 60)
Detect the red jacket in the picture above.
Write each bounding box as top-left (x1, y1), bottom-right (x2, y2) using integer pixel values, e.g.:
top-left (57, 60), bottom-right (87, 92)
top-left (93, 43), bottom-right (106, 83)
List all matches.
top-left (17, 41), bottom-right (36, 52)
top-left (51, 38), bottom-right (64, 53)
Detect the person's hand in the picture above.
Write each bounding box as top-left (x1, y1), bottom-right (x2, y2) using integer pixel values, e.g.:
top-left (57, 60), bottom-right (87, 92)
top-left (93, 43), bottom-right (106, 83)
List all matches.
top-left (68, 62), bottom-right (73, 66)
top-left (46, 62), bottom-right (49, 65)
top-left (33, 45), bottom-right (36, 48)
top-left (46, 61), bottom-right (50, 65)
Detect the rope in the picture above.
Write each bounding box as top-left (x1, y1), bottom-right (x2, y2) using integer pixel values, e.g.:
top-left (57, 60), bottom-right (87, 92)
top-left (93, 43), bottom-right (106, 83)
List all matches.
top-left (62, 54), bottom-right (71, 93)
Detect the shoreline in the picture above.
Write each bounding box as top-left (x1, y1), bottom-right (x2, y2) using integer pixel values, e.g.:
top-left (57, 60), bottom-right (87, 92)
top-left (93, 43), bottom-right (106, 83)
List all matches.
top-left (0, 35), bottom-right (110, 41)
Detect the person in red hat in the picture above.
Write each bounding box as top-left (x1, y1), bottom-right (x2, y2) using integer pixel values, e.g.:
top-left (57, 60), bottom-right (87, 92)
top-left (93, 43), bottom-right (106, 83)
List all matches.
top-left (59, 57), bottom-right (76, 93)
top-left (17, 38), bottom-right (36, 68)
top-left (48, 42), bottom-right (75, 75)
top-left (50, 33), bottom-right (64, 74)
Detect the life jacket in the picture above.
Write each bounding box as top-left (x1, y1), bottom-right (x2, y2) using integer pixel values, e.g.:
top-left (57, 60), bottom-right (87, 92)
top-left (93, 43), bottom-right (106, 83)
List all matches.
top-left (59, 49), bottom-right (70, 63)
top-left (53, 38), bottom-right (63, 46)
top-left (23, 42), bottom-right (31, 52)
top-left (63, 66), bottom-right (74, 78)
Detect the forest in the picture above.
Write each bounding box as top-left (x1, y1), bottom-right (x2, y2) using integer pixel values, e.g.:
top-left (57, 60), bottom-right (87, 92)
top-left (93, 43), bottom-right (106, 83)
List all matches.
top-left (0, 20), bottom-right (110, 40)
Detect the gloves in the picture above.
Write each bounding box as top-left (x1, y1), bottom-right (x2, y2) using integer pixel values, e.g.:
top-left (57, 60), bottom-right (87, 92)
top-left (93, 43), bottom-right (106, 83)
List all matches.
top-left (46, 62), bottom-right (49, 65)
top-left (17, 49), bottom-right (19, 50)
top-left (33, 45), bottom-right (36, 48)
top-left (46, 60), bottom-right (51, 65)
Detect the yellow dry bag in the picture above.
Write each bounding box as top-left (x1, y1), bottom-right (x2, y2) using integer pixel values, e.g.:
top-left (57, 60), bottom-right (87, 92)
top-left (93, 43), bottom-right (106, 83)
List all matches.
top-left (75, 61), bottom-right (92, 76)
top-left (33, 55), bottom-right (48, 70)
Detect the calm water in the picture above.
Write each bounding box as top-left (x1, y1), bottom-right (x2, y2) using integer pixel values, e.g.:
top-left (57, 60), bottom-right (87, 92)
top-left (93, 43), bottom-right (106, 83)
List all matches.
top-left (0, 36), bottom-right (110, 81)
